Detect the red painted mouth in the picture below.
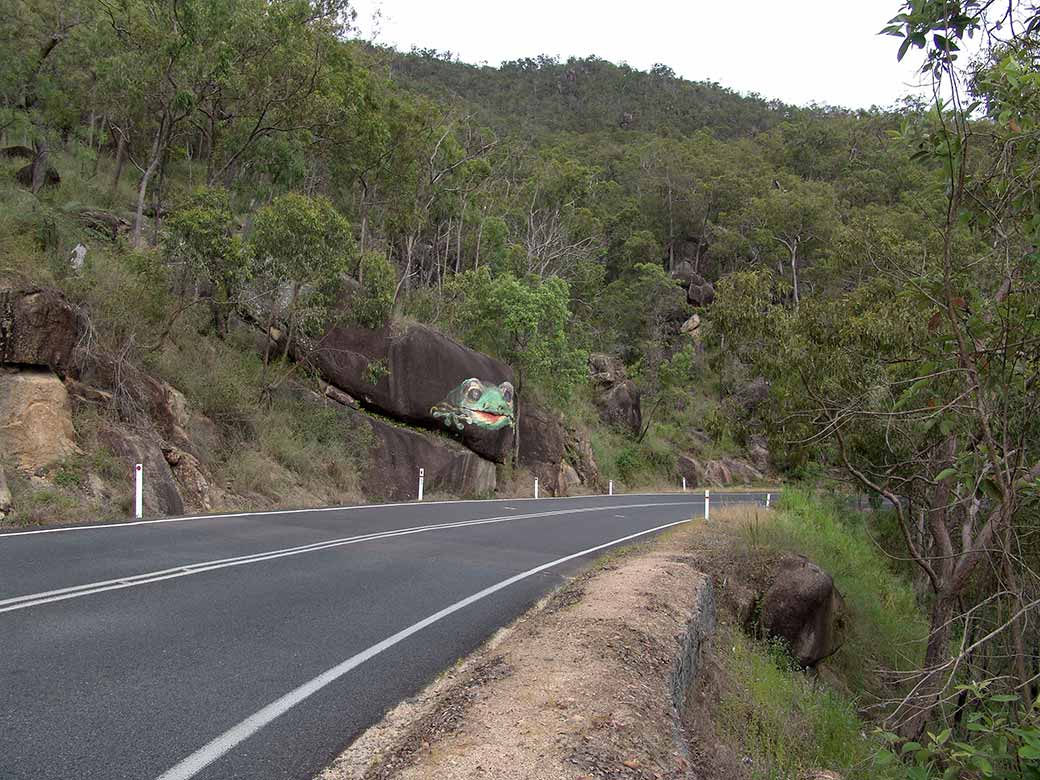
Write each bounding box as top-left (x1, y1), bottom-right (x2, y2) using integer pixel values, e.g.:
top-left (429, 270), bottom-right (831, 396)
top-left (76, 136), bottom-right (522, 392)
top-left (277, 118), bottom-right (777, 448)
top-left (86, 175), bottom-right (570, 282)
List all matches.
top-left (472, 410), bottom-right (506, 424)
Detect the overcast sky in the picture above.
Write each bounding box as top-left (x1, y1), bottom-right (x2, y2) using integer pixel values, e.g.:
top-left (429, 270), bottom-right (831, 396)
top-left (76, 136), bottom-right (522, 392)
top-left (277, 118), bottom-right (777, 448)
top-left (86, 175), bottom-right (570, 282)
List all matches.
top-left (349, 0), bottom-right (933, 109)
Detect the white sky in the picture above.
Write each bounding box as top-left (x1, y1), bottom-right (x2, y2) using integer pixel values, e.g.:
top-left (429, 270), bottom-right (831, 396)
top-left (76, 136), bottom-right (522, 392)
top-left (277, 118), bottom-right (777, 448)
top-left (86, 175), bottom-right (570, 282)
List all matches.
top-left (349, 0), bottom-right (932, 109)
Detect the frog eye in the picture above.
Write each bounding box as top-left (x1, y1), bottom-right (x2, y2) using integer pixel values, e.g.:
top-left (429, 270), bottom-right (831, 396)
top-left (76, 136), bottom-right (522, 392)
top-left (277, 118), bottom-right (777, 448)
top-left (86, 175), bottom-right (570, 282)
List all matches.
top-left (466, 385), bottom-right (483, 402)
top-left (499, 382), bottom-right (514, 403)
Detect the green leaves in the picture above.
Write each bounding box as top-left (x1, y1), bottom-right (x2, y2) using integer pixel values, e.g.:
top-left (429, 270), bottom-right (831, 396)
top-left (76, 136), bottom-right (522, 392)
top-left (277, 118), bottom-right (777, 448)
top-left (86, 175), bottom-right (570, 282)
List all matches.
top-left (448, 269), bottom-right (586, 400)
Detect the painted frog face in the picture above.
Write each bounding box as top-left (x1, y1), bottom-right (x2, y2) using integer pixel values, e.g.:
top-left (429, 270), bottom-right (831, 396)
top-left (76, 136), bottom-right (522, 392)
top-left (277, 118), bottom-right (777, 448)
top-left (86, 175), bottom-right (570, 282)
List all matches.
top-left (431, 378), bottom-right (515, 431)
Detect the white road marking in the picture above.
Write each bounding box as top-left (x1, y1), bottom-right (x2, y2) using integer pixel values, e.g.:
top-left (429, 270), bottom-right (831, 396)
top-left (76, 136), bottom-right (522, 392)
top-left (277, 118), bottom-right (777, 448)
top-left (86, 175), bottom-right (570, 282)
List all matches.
top-left (0, 502), bottom-right (697, 614)
top-left (154, 516), bottom-right (693, 780)
top-left (0, 492), bottom-right (722, 538)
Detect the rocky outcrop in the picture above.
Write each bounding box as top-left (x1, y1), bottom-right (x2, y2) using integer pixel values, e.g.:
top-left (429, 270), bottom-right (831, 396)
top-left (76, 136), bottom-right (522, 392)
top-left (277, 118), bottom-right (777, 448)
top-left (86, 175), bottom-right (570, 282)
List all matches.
top-left (98, 428), bottom-right (185, 516)
top-left (361, 414), bottom-right (496, 500)
top-left (311, 322), bottom-right (514, 463)
top-left (517, 404), bottom-right (601, 496)
top-left (669, 263), bottom-right (715, 306)
top-left (759, 554), bottom-right (847, 667)
top-left (0, 368), bottom-right (81, 473)
top-left (162, 446), bottom-right (220, 513)
top-left (564, 422), bottom-right (602, 491)
top-left (0, 287), bottom-right (82, 373)
top-left (686, 274), bottom-right (715, 307)
top-left (588, 353), bottom-right (641, 435)
top-left (747, 434), bottom-right (771, 473)
top-left (676, 454), bottom-right (764, 487)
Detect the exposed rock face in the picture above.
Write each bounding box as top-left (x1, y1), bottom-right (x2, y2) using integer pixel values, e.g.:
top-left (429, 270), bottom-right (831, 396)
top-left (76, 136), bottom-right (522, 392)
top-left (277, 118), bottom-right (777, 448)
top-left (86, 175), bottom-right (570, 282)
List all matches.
top-left (676, 454), bottom-right (705, 486)
top-left (518, 404), bottom-right (566, 465)
top-left (98, 428), bottom-right (184, 516)
top-left (760, 554), bottom-right (847, 667)
top-left (747, 435), bottom-right (771, 473)
top-left (0, 368), bottom-right (81, 473)
top-left (163, 446), bottom-right (219, 513)
top-left (676, 454), bottom-right (763, 487)
top-left (588, 353), bottom-right (641, 435)
top-left (312, 322), bottom-right (514, 462)
top-left (361, 414), bottom-right (496, 500)
top-left (564, 423), bottom-right (602, 490)
top-left (517, 403), bottom-right (601, 496)
top-left (0, 287), bottom-right (82, 373)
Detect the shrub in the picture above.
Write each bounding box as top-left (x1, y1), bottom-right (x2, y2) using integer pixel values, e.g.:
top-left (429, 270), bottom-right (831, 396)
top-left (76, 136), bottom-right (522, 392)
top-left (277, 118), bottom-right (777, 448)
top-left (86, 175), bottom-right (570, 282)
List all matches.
top-left (352, 252), bottom-right (396, 328)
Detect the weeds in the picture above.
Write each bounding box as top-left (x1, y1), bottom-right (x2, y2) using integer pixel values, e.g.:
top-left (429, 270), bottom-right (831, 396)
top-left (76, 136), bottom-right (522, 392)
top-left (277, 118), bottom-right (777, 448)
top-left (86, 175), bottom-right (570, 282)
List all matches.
top-left (717, 625), bottom-right (888, 780)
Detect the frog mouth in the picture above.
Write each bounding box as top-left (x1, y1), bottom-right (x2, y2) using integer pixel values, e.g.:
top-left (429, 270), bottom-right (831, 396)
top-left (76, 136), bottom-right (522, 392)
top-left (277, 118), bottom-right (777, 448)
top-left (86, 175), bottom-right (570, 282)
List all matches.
top-left (471, 410), bottom-right (510, 426)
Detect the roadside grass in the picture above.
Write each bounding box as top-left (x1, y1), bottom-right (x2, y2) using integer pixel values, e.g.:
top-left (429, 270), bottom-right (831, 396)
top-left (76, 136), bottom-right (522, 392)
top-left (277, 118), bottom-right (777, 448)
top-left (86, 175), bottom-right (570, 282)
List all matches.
top-left (699, 493), bottom-right (926, 780)
top-left (716, 623), bottom-right (887, 780)
top-left (754, 487), bottom-right (927, 692)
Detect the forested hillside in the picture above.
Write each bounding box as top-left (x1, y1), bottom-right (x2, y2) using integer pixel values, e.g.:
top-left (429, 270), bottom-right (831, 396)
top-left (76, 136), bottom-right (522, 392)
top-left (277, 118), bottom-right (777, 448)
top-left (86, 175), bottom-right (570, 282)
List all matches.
top-left (2, 0), bottom-right (1039, 766)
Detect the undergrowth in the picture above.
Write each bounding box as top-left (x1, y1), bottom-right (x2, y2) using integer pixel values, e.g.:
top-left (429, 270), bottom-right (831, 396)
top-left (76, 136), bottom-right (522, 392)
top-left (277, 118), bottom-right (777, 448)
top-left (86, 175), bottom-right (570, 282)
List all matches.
top-left (751, 487), bottom-right (927, 693)
top-left (717, 624), bottom-right (887, 780)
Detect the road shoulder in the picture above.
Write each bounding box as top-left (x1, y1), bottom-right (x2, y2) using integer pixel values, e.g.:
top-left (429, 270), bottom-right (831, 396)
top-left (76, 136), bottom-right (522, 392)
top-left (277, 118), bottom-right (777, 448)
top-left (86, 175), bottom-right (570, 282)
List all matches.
top-left (319, 522), bottom-right (720, 780)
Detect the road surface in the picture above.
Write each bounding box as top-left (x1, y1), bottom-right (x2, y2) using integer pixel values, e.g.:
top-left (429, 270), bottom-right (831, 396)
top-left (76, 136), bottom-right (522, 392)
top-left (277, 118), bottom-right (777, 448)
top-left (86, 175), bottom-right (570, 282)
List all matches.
top-left (0, 491), bottom-right (769, 780)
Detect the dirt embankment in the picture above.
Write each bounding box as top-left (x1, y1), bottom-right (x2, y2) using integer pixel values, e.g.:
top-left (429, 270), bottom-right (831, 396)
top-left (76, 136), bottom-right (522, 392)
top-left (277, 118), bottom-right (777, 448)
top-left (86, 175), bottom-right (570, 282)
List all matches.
top-left (320, 523), bottom-right (733, 780)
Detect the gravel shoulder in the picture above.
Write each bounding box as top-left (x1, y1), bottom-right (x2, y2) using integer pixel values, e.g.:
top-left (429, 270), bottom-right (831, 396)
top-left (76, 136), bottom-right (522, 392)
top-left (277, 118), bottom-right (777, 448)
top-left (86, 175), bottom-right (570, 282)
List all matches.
top-left (318, 522), bottom-right (725, 780)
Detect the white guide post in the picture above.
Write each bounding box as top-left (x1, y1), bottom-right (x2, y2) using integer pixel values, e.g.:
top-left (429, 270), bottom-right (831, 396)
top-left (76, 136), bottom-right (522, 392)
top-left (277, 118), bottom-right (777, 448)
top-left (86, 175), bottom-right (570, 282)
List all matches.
top-left (766, 493), bottom-right (771, 508)
top-left (134, 463), bottom-right (143, 519)
top-left (704, 488), bottom-right (710, 521)
top-left (417, 468), bottom-right (425, 502)
top-left (534, 478), bottom-right (539, 499)
top-left (608, 480), bottom-right (613, 496)
top-left (682, 477), bottom-right (687, 492)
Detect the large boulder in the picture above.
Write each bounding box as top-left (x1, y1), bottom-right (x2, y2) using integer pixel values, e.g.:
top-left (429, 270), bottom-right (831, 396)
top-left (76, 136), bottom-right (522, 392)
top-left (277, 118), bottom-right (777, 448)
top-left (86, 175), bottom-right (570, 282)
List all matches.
top-left (311, 322), bottom-right (515, 463)
top-left (360, 413), bottom-right (496, 500)
top-left (98, 428), bottom-right (184, 516)
top-left (686, 273), bottom-right (716, 307)
top-left (759, 554), bottom-right (847, 667)
top-left (0, 287), bottom-right (82, 373)
top-left (0, 368), bottom-right (81, 473)
top-left (518, 404), bottom-right (566, 465)
top-left (588, 353), bottom-right (641, 435)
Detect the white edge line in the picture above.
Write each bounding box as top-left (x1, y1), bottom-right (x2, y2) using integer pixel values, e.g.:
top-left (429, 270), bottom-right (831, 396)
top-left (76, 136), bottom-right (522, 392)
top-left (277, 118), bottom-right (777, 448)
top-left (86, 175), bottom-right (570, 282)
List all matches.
top-left (0, 502), bottom-right (701, 613)
top-left (0, 491), bottom-right (757, 538)
top-left (154, 515), bottom-right (693, 780)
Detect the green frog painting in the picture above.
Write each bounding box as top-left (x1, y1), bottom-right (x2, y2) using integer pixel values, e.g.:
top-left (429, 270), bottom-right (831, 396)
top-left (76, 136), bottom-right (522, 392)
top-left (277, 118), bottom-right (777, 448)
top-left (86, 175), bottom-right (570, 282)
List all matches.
top-left (431, 378), bottom-right (515, 431)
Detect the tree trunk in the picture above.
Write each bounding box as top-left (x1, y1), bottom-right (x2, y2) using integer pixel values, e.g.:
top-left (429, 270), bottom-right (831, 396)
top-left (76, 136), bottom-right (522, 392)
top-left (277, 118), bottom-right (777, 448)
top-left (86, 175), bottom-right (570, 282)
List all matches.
top-left (111, 127), bottom-right (127, 196)
top-left (897, 593), bottom-right (955, 739)
top-left (29, 138), bottom-right (48, 194)
top-left (790, 247), bottom-right (800, 307)
top-left (132, 153), bottom-right (160, 247)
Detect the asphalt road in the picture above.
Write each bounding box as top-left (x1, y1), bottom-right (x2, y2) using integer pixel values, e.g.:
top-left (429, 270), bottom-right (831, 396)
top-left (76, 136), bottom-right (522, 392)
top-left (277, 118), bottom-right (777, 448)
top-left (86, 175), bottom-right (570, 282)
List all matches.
top-left (0, 491), bottom-right (770, 780)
